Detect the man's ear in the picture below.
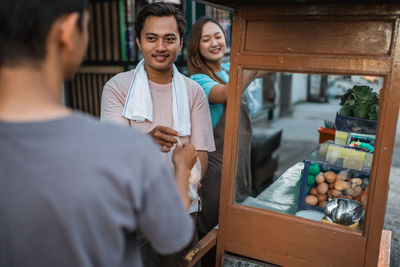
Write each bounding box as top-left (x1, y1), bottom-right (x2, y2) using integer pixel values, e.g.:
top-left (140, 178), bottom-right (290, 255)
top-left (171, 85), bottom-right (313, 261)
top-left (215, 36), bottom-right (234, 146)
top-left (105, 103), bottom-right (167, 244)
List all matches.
top-left (136, 37), bottom-right (141, 51)
top-left (57, 12), bottom-right (81, 52)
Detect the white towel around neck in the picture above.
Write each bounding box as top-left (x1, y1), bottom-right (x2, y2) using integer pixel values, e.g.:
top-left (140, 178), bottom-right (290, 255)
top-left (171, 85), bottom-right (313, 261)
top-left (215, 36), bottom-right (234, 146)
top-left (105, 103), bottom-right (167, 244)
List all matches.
top-left (122, 59), bottom-right (191, 136)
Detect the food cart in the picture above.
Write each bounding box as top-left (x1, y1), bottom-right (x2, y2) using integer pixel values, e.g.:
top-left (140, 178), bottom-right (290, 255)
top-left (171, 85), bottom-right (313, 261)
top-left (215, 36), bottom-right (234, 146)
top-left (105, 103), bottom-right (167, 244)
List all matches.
top-left (191, 1), bottom-right (400, 266)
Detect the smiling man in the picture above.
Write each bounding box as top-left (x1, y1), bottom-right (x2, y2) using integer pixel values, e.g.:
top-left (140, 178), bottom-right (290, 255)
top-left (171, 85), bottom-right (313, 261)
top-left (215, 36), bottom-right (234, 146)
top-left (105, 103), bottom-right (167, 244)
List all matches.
top-left (101, 3), bottom-right (215, 183)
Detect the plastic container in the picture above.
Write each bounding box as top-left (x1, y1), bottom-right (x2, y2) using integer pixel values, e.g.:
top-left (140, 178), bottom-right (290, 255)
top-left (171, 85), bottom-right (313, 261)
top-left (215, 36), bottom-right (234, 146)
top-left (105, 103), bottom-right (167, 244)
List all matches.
top-left (335, 112), bottom-right (377, 135)
top-left (297, 160), bottom-right (369, 212)
top-left (307, 142), bottom-right (372, 172)
top-left (318, 127), bottom-right (336, 144)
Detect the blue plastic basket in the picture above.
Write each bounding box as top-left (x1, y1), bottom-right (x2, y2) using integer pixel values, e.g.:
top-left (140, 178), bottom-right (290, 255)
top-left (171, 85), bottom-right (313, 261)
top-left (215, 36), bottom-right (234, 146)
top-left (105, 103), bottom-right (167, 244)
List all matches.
top-left (297, 160), bottom-right (370, 212)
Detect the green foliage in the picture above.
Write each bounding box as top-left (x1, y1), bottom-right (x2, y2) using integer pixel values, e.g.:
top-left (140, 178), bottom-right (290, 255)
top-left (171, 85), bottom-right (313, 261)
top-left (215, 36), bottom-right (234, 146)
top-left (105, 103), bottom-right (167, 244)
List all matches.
top-left (339, 85), bottom-right (379, 120)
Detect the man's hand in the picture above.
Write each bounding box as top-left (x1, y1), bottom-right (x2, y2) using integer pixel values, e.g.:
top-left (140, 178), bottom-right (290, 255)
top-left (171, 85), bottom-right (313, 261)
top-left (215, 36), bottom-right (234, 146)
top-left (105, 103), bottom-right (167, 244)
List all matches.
top-left (172, 143), bottom-right (198, 173)
top-left (172, 144), bottom-right (199, 209)
top-left (148, 126), bottom-right (179, 152)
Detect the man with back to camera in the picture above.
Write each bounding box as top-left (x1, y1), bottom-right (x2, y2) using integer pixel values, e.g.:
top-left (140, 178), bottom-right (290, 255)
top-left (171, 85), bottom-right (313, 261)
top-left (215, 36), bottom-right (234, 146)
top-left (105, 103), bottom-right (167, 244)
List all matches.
top-left (0, 1), bottom-right (198, 266)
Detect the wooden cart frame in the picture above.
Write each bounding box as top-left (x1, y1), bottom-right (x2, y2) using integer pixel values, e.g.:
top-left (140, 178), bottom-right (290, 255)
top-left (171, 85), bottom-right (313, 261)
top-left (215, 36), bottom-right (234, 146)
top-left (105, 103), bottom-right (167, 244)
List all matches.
top-left (209, 3), bottom-right (400, 267)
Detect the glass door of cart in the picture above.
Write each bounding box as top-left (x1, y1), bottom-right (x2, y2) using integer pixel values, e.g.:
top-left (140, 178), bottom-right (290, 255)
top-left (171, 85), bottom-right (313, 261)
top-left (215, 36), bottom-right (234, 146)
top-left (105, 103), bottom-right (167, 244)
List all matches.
top-left (215, 4), bottom-right (400, 267)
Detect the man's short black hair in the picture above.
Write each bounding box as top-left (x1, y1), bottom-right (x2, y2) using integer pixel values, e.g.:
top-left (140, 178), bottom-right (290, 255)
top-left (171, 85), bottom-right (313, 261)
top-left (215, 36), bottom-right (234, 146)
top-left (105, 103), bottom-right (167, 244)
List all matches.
top-left (135, 2), bottom-right (186, 41)
top-left (0, 0), bottom-right (88, 67)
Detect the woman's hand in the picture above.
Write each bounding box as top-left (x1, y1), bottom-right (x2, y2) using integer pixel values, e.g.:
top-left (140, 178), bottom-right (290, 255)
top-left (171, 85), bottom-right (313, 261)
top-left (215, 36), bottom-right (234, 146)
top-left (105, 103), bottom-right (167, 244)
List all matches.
top-left (208, 70), bottom-right (271, 104)
top-left (241, 69), bottom-right (259, 89)
top-left (148, 125), bottom-right (179, 152)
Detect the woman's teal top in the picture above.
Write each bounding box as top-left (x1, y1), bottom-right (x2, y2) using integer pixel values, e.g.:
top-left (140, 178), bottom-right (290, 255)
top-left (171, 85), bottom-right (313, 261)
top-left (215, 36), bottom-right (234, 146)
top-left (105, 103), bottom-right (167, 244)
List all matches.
top-left (190, 62), bottom-right (230, 129)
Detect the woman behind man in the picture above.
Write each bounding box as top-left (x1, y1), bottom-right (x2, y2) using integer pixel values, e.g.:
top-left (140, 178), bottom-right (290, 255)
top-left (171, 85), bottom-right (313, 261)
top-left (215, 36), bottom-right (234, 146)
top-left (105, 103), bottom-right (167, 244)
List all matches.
top-left (187, 17), bottom-right (262, 266)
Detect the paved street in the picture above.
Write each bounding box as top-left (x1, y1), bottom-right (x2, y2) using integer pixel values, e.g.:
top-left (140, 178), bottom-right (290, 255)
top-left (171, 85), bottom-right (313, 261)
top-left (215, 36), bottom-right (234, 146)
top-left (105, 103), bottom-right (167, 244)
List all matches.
top-left (384, 135), bottom-right (400, 267)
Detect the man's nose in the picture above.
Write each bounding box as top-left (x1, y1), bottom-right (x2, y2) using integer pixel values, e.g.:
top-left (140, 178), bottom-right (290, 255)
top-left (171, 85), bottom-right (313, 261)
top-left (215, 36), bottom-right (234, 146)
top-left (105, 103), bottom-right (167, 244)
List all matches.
top-left (155, 40), bottom-right (166, 51)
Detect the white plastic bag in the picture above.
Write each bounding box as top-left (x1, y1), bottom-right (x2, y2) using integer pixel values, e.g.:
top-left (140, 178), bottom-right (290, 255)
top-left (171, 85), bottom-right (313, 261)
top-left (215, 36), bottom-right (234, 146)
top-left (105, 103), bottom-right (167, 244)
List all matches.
top-left (188, 158), bottom-right (201, 201)
top-left (174, 137), bottom-right (201, 201)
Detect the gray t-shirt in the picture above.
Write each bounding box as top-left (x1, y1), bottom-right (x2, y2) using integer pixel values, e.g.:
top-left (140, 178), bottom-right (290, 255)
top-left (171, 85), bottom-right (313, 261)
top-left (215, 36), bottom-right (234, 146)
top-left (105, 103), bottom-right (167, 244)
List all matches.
top-left (0, 112), bottom-right (193, 267)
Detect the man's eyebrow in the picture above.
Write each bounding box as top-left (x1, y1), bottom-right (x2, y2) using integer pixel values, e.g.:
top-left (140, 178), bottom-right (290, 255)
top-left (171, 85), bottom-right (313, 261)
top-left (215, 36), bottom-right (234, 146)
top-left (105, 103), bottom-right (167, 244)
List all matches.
top-left (144, 33), bottom-right (178, 37)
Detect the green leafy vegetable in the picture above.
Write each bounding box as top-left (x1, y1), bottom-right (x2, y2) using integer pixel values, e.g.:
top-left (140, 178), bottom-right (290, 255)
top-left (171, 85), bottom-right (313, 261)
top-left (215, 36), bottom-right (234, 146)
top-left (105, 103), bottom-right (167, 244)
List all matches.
top-left (339, 85), bottom-right (379, 120)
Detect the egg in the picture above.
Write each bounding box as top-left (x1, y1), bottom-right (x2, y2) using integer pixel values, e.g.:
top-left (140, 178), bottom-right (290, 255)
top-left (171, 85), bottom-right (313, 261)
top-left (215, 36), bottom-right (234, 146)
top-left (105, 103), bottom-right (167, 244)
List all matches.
top-left (344, 188), bottom-right (354, 196)
top-left (335, 180), bottom-right (350, 191)
top-left (330, 189), bottom-right (342, 197)
top-left (352, 186), bottom-right (362, 197)
top-left (319, 200), bottom-right (328, 208)
top-left (336, 171), bottom-right (348, 181)
top-left (351, 178), bottom-right (363, 185)
top-left (310, 188), bottom-right (318, 196)
top-left (324, 171), bottom-right (336, 183)
top-left (317, 183), bottom-right (329, 194)
top-left (317, 194), bottom-right (327, 202)
top-left (305, 195), bottom-right (318, 205)
top-left (315, 172), bottom-right (325, 184)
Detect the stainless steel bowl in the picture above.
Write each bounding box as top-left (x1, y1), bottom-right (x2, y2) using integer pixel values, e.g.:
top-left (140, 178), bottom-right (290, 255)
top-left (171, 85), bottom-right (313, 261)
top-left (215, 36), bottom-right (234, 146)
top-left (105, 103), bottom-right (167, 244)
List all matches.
top-left (324, 198), bottom-right (364, 225)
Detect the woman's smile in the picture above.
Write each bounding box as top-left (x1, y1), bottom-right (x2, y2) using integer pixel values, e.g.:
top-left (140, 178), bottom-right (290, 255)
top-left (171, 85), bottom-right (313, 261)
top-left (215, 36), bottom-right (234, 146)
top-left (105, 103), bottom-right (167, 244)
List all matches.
top-left (210, 48), bottom-right (221, 54)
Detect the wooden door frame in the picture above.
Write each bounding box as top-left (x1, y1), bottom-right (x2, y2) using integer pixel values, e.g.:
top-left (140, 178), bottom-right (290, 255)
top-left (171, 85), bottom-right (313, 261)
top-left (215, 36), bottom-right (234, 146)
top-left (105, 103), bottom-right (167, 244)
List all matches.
top-left (216, 4), bottom-right (400, 266)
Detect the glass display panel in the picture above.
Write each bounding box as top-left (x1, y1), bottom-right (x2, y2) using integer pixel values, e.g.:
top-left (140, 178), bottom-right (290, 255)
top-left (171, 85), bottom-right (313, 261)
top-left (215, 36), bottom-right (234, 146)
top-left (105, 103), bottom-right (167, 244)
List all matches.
top-left (234, 70), bottom-right (382, 232)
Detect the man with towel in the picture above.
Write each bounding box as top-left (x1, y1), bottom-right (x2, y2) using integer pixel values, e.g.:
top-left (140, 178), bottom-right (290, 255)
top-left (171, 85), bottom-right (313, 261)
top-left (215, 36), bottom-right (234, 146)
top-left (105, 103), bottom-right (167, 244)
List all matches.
top-left (101, 2), bottom-right (215, 185)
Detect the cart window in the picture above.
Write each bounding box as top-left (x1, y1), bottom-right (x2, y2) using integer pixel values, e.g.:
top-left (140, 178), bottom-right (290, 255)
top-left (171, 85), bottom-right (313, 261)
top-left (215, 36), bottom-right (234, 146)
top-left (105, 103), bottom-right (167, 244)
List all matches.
top-left (233, 69), bottom-right (382, 232)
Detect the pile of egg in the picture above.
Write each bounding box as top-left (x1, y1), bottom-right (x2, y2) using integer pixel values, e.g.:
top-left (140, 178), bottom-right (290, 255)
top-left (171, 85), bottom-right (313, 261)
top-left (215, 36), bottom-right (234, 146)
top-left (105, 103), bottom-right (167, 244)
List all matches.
top-left (305, 170), bottom-right (369, 208)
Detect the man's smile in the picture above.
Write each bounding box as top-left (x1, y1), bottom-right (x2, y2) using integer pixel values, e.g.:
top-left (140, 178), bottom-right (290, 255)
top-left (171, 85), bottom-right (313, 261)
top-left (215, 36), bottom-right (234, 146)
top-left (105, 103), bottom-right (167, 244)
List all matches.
top-left (152, 54), bottom-right (170, 62)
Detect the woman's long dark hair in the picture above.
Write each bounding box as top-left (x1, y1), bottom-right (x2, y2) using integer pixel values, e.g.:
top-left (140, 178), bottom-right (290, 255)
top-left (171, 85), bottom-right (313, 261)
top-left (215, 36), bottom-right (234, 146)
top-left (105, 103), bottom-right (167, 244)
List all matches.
top-left (187, 17), bottom-right (226, 84)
